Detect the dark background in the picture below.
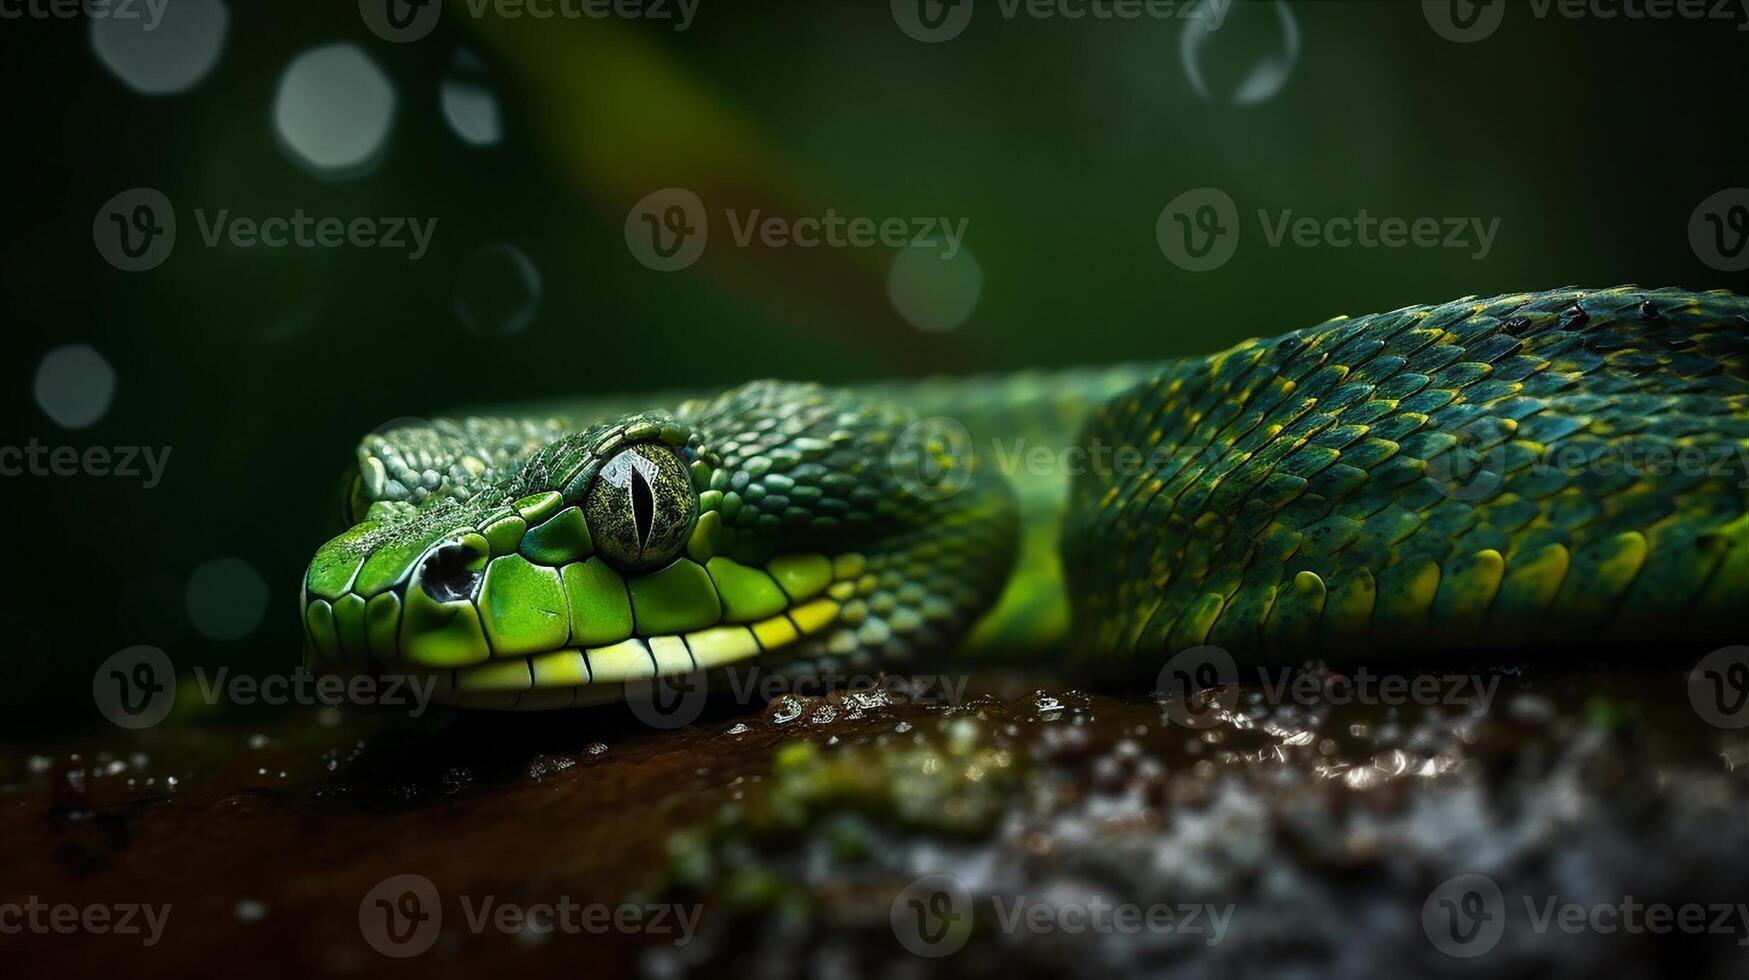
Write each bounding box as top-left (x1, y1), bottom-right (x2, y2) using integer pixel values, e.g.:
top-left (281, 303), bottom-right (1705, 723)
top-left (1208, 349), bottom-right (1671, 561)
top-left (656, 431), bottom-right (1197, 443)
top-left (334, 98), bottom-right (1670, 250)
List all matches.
top-left (1, 0), bottom-right (1744, 733)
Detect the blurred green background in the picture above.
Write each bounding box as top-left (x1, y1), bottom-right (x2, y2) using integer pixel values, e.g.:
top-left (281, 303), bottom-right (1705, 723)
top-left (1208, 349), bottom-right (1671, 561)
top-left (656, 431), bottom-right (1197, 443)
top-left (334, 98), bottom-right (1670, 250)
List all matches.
top-left (1, 0), bottom-right (1744, 732)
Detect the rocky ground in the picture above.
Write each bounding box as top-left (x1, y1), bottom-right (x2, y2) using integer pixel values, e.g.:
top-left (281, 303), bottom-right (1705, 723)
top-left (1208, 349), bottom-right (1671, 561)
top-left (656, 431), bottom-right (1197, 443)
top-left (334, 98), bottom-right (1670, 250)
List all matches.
top-left (3, 662), bottom-right (1747, 978)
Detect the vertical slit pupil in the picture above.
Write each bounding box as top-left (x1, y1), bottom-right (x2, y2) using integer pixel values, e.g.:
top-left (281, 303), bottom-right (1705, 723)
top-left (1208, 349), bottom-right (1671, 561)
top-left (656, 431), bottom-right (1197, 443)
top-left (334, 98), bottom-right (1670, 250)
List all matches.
top-left (630, 464), bottom-right (655, 553)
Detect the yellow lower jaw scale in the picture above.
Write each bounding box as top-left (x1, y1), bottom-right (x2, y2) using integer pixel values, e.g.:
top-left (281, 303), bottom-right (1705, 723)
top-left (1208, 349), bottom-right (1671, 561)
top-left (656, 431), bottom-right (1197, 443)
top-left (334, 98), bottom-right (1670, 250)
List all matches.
top-left (415, 600), bottom-right (843, 711)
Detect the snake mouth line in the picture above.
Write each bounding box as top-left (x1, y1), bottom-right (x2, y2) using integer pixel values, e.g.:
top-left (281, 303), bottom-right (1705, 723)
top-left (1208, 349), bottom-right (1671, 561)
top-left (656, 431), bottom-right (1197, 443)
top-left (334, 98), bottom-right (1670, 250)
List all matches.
top-left (333, 595), bottom-right (850, 711)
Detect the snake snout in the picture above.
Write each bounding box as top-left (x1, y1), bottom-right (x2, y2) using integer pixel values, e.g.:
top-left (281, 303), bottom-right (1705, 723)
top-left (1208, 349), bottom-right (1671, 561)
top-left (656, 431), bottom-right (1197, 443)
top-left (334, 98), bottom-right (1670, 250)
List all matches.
top-left (416, 533), bottom-right (489, 604)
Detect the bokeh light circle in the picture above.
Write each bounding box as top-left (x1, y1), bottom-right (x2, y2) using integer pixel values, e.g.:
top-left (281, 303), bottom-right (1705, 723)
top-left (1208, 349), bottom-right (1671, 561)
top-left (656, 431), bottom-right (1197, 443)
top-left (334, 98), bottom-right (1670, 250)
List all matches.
top-left (90, 0), bottom-right (229, 96)
top-left (34, 345), bottom-right (116, 429)
top-left (274, 43), bottom-right (397, 178)
top-left (454, 244), bottom-right (542, 338)
top-left (186, 558), bottom-right (271, 641)
top-left (441, 50), bottom-right (503, 147)
top-left (887, 246), bottom-right (983, 332)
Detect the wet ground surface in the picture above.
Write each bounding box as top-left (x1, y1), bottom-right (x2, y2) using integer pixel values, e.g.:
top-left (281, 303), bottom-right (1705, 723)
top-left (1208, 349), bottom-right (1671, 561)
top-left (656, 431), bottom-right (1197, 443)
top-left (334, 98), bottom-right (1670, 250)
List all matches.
top-left (4, 663), bottom-right (1748, 979)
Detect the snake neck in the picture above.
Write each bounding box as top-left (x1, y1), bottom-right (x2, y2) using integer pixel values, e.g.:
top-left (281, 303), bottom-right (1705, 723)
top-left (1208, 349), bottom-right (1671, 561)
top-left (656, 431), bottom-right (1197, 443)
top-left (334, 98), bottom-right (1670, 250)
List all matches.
top-left (860, 364), bottom-right (1171, 657)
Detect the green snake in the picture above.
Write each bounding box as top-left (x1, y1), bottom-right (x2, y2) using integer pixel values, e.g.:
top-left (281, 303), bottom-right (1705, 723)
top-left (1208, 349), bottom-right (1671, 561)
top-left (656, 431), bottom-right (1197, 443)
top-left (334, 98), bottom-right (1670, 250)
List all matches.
top-left (301, 286), bottom-right (1749, 710)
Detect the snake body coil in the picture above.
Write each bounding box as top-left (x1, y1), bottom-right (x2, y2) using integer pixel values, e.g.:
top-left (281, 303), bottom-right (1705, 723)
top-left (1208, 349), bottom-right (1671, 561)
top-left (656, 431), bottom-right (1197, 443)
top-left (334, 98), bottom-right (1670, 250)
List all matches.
top-left (302, 286), bottom-right (1749, 709)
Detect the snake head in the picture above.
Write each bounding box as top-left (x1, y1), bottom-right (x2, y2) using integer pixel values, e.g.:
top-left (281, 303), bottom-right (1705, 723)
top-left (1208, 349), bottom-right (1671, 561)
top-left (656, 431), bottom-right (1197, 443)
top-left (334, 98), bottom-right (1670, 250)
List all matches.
top-left (301, 384), bottom-right (1018, 710)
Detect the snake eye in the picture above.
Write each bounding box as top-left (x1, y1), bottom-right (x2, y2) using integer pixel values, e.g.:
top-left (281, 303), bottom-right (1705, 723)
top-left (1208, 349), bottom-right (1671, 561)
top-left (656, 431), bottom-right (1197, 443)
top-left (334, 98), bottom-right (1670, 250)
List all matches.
top-left (419, 536), bottom-right (488, 603)
top-left (585, 444), bottom-right (696, 569)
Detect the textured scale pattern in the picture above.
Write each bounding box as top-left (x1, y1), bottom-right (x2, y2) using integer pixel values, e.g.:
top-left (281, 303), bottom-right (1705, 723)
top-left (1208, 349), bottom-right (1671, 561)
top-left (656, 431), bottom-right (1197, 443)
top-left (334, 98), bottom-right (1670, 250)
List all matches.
top-left (1064, 286), bottom-right (1749, 667)
top-left (670, 381), bottom-right (1020, 677)
top-left (304, 286), bottom-right (1749, 710)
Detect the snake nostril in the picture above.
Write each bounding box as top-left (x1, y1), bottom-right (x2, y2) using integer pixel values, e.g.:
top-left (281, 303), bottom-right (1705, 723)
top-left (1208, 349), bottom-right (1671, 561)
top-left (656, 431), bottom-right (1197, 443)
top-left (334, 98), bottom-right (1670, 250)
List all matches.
top-left (419, 540), bottom-right (484, 603)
